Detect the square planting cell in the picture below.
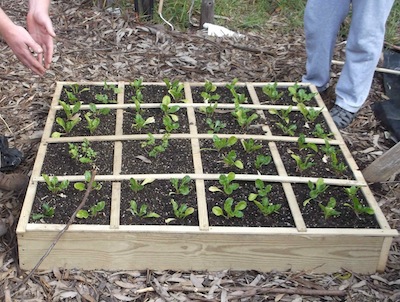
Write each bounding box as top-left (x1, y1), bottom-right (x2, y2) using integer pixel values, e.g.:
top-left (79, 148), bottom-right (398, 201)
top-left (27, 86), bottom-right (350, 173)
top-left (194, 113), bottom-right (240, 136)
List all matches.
top-left (17, 81), bottom-right (398, 273)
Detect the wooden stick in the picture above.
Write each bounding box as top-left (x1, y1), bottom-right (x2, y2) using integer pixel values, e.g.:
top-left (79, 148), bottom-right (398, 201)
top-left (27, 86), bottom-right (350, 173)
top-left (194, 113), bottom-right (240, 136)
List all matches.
top-left (332, 60), bottom-right (400, 75)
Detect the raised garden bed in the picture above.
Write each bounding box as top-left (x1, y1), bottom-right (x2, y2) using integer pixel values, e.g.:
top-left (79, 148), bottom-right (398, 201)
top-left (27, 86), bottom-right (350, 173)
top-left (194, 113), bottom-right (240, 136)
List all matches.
top-left (17, 81), bottom-right (398, 273)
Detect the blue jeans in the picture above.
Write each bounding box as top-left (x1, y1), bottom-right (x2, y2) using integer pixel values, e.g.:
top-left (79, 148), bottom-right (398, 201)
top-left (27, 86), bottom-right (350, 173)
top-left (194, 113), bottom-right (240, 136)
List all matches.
top-left (302, 0), bottom-right (394, 113)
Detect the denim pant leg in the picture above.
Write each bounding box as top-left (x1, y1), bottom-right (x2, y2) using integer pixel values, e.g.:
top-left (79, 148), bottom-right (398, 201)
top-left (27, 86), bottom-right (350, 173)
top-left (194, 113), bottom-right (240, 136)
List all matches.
top-left (335, 0), bottom-right (395, 113)
top-left (302, 0), bottom-right (350, 91)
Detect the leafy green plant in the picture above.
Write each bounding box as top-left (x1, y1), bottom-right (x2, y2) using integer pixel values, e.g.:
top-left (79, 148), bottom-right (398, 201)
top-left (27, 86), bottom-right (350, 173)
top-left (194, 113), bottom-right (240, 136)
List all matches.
top-left (206, 118), bottom-right (226, 134)
top-left (129, 200), bottom-right (160, 218)
top-left (254, 197), bottom-right (281, 216)
top-left (344, 186), bottom-right (374, 216)
top-left (76, 201), bottom-right (106, 219)
top-left (297, 134), bottom-right (318, 152)
top-left (170, 199), bottom-right (195, 219)
top-left (84, 112), bottom-right (100, 134)
top-left (297, 103), bottom-right (323, 122)
top-left (232, 107), bottom-right (258, 128)
top-left (74, 170), bottom-right (102, 191)
top-left (269, 106), bottom-right (293, 124)
top-left (291, 153), bottom-right (315, 174)
top-left (319, 197), bottom-right (341, 219)
top-left (312, 124), bottom-right (333, 139)
top-left (69, 84), bottom-right (90, 95)
top-left (132, 113), bottom-right (155, 131)
top-left (199, 102), bottom-right (218, 117)
top-left (163, 114), bottom-right (180, 132)
top-left (248, 179), bottom-right (272, 201)
top-left (141, 133), bottom-right (170, 158)
top-left (276, 122), bottom-right (297, 136)
top-left (59, 100), bottom-right (81, 120)
top-left (130, 77), bottom-right (144, 92)
top-left (42, 174), bottom-right (69, 194)
top-left (209, 172), bottom-right (239, 195)
top-left (225, 78), bottom-right (239, 97)
top-left (131, 90), bottom-right (144, 113)
top-left (201, 81), bottom-right (220, 103)
top-left (32, 203), bottom-right (55, 220)
top-left (95, 93), bottom-right (116, 104)
top-left (64, 90), bottom-right (78, 104)
top-left (160, 95), bottom-right (180, 121)
top-left (223, 150), bottom-right (244, 169)
top-left (288, 83), bottom-right (316, 104)
top-left (241, 138), bottom-right (262, 153)
top-left (321, 140), bottom-right (348, 175)
top-left (103, 81), bottom-right (121, 93)
top-left (304, 178), bottom-right (329, 206)
top-left (164, 78), bottom-right (185, 102)
top-left (170, 175), bottom-right (191, 195)
top-left (212, 197), bottom-right (247, 219)
top-left (262, 82), bottom-right (284, 102)
top-left (255, 154), bottom-right (272, 169)
top-left (55, 116), bottom-right (81, 134)
top-left (212, 135), bottom-right (238, 151)
top-left (68, 139), bottom-right (97, 164)
top-left (129, 178), bottom-right (155, 193)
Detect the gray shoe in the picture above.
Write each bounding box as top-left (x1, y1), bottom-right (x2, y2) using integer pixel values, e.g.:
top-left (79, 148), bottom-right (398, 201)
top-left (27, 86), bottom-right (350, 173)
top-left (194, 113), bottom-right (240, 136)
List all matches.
top-left (329, 105), bottom-right (357, 129)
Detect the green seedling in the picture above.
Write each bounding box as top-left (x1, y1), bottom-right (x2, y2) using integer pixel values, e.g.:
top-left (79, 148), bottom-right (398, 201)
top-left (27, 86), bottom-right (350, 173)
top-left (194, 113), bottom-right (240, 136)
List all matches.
top-left (160, 95), bottom-right (180, 121)
top-left (287, 83), bottom-right (301, 101)
top-left (204, 80), bottom-right (217, 93)
top-left (319, 197), bottom-right (341, 219)
top-left (146, 133), bottom-right (170, 157)
top-left (95, 93), bottom-right (116, 104)
top-left (262, 82), bottom-right (284, 102)
top-left (255, 154), bottom-right (272, 169)
top-left (223, 150), bottom-right (244, 169)
top-left (164, 78), bottom-right (185, 102)
top-left (225, 78), bottom-right (239, 96)
top-left (212, 135), bottom-right (238, 151)
top-left (200, 90), bottom-right (220, 104)
top-left (74, 170), bottom-right (102, 191)
top-left (199, 102), bottom-right (218, 117)
top-left (170, 199), bottom-right (195, 219)
top-left (64, 90), bottom-right (78, 104)
top-left (209, 172), bottom-right (239, 195)
top-left (212, 197), bottom-right (247, 219)
top-left (254, 197), bottom-right (281, 216)
top-left (42, 174), bottom-right (69, 194)
top-left (276, 122), bottom-right (297, 136)
top-left (59, 100), bottom-right (81, 120)
top-left (288, 83), bottom-right (316, 104)
top-left (269, 106), bottom-right (293, 124)
top-left (170, 175), bottom-right (191, 196)
top-left (129, 200), bottom-right (160, 218)
top-left (248, 179), bottom-right (272, 200)
top-left (297, 103), bottom-right (323, 122)
top-left (304, 178), bottom-right (329, 206)
top-left (163, 114), bottom-right (180, 132)
top-left (103, 81), bottom-right (121, 93)
top-left (129, 178), bottom-right (155, 193)
top-left (69, 84), bottom-right (90, 95)
top-left (206, 118), bottom-right (226, 134)
top-left (131, 90), bottom-right (144, 113)
top-left (32, 203), bottom-right (55, 220)
top-left (84, 112), bottom-right (100, 134)
top-left (88, 103), bottom-right (110, 116)
top-left (291, 153), bottom-right (315, 173)
top-left (232, 107), bottom-right (258, 128)
top-left (312, 124), bottom-right (333, 139)
top-left (76, 201), bottom-right (105, 219)
top-left (55, 116), bottom-right (81, 134)
top-left (68, 139), bottom-right (97, 164)
top-left (344, 186), bottom-right (374, 216)
top-left (297, 134), bottom-right (318, 152)
top-left (132, 113), bottom-right (155, 131)
top-left (232, 93), bottom-right (248, 106)
top-left (130, 77), bottom-right (144, 92)
top-left (321, 140), bottom-right (348, 175)
top-left (241, 138), bottom-right (262, 153)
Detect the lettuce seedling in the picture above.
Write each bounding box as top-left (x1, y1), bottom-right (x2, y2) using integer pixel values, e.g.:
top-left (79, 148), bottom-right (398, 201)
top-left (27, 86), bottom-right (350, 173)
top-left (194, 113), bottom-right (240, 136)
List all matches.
top-left (269, 106), bottom-right (293, 124)
top-left (171, 199), bottom-right (195, 219)
top-left (288, 83), bottom-right (316, 104)
top-left (76, 201), bottom-right (105, 219)
top-left (312, 124), bottom-right (333, 139)
top-left (129, 200), bottom-right (160, 218)
top-left (130, 77), bottom-right (144, 92)
top-left (253, 197), bottom-right (281, 216)
top-left (59, 100), bottom-right (81, 120)
top-left (297, 134), bottom-right (318, 152)
top-left (291, 154), bottom-right (315, 174)
top-left (223, 150), bottom-right (244, 169)
top-left (103, 81), bottom-right (121, 93)
top-left (163, 115), bottom-right (180, 132)
top-left (209, 172), bottom-right (239, 195)
top-left (32, 203), bottom-right (55, 220)
top-left (206, 118), bottom-right (226, 134)
top-left (68, 139), bottom-right (97, 164)
top-left (262, 82), bottom-right (284, 102)
top-left (212, 197), bottom-right (247, 219)
top-left (241, 138), bottom-right (262, 153)
top-left (164, 78), bottom-right (185, 102)
top-left (56, 116), bottom-right (81, 134)
top-left (95, 93), bottom-right (116, 104)
top-left (84, 112), bottom-right (100, 134)
top-left (74, 170), bottom-right (102, 191)
top-left (255, 154), bottom-right (272, 169)
top-left (147, 133), bottom-right (170, 157)
top-left (212, 135), bottom-right (237, 151)
top-left (132, 113), bottom-right (155, 131)
top-left (319, 197), bottom-right (341, 219)
top-left (248, 179), bottom-right (272, 201)
top-left (42, 174), bottom-right (69, 194)
top-left (344, 186), bottom-right (374, 216)
top-left (204, 80), bottom-right (217, 93)
top-left (170, 175), bottom-right (191, 195)
top-left (160, 95), bottom-right (180, 121)
top-left (297, 103), bottom-right (323, 122)
top-left (232, 107), bottom-right (258, 128)
top-left (129, 178), bottom-right (155, 193)
top-left (303, 178), bottom-right (329, 206)
top-left (64, 90), bottom-right (78, 104)
top-left (276, 122), bottom-right (297, 136)
top-left (199, 102), bottom-right (218, 117)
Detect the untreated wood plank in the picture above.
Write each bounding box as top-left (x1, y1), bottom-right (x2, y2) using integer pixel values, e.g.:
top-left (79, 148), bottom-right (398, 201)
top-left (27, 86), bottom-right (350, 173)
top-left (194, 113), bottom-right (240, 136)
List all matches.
top-left (200, 0), bottom-right (214, 28)
top-left (362, 141), bottom-right (400, 182)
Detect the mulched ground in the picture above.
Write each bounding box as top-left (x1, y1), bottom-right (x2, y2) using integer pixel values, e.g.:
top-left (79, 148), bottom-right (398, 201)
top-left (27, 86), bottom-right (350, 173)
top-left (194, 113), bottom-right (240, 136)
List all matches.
top-left (0, 1), bottom-right (399, 301)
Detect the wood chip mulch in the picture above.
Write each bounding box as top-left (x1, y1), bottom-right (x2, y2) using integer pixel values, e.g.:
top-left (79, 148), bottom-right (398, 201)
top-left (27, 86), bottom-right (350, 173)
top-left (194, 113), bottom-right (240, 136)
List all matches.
top-left (1, 1), bottom-right (399, 301)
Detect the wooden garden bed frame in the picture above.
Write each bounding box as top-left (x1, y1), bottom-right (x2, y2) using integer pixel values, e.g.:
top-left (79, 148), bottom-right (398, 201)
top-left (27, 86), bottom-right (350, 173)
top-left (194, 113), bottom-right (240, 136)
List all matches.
top-left (16, 81), bottom-right (398, 273)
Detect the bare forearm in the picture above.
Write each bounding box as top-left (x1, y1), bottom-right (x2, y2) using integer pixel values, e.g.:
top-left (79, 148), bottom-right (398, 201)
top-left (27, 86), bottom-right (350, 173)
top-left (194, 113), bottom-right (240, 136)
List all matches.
top-left (0, 8), bottom-right (17, 39)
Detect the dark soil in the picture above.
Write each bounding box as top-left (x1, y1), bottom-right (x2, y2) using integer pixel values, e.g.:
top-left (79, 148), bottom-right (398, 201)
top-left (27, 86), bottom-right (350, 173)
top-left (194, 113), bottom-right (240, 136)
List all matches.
top-left (254, 86), bottom-right (319, 107)
top-left (30, 181), bottom-right (112, 225)
top-left (191, 85), bottom-right (252, 104)
top-left (119, 179), bottom-right (199, 226)
top-left (124, 84), bottom-right (169, 103)
top-left (60, 84), bottom-right (118, 105)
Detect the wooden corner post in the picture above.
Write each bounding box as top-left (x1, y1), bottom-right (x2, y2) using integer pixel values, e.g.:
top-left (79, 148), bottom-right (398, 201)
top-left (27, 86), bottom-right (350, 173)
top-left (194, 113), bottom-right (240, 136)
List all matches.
top-left (200, 0), bottom-right (215, 29)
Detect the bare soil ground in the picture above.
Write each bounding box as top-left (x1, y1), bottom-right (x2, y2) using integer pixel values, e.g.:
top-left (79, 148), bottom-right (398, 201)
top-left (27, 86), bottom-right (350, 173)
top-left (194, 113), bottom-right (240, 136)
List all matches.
top-left (1, 1), bottom-right (399, 301)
